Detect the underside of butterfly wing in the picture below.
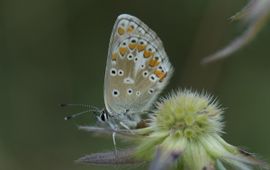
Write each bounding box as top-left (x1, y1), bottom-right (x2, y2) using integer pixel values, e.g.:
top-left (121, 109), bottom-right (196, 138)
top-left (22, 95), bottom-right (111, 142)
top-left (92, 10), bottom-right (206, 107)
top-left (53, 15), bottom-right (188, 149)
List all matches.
top-left (104, 14), bottom-right (173, 116)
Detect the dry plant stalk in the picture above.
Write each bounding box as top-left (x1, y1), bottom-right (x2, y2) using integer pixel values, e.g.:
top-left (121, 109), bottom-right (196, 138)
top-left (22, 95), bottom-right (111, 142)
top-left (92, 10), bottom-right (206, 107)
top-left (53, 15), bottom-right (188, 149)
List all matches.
top-left (202, 0), bottom-right (270, 64)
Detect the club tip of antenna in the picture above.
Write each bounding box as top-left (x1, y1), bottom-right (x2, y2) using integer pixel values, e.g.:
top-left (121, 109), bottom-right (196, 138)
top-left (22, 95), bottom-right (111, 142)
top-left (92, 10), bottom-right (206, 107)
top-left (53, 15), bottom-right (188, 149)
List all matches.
top-left (60, 104), bottom-right (67, 107)
top-left (64, 116), bottom-right (72, 120)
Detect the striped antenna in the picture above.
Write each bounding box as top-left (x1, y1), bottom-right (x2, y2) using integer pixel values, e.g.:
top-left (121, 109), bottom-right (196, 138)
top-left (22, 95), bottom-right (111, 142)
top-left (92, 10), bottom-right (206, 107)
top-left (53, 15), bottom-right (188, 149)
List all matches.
top-left (60, 103), bottom-right (101, 120)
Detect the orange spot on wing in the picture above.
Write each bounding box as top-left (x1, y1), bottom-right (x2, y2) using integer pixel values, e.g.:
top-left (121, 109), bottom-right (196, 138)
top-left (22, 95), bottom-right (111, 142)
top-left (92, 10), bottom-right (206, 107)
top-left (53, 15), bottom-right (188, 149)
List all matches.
top-left (117, 27), bottom-right (125, 35)
top-left (128, 43), bottom-right (137, 50)
top-left (143, 50), bottom-right (154, 58)
top-left (112, 52), bottom-right (117, 61)
top-left (127, 26), bottom-right (134, 33)
top-left (119, 47), bottom-right (128, 56)
top-left (154, 70), bottom-right (167, 81)
top-left (137, 44), bottom-right (146, 52)
top-left (149, 58), bottom-right (160, 67)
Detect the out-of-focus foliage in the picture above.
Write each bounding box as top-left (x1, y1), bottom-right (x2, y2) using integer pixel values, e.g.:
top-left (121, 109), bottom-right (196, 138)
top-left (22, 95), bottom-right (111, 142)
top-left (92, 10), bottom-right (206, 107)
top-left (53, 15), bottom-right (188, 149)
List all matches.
top-left (202, 0), bottom-right (270, 64)
top-left (1, 1), bottom-right (270, 170)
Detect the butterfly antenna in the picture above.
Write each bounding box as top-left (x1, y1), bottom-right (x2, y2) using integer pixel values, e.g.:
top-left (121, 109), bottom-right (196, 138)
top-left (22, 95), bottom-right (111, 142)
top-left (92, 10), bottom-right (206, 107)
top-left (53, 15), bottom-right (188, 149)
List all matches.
top-left (60, 103), bottom-right (101, 120)
top-left (60, 103), bottom-right (98, 109)
top-left (64, 110), bottom-right (94, 120)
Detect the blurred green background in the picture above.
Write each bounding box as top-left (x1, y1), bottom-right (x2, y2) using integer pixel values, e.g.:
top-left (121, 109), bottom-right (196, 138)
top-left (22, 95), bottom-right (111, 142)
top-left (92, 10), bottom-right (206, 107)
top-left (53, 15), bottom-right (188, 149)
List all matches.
top-left (1, 0), bottom-right (270, 170)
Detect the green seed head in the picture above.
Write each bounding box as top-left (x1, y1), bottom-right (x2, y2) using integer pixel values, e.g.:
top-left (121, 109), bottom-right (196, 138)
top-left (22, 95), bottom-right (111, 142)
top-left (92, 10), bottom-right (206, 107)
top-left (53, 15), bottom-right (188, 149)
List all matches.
top-left (155, 90), bottom-right (223, 140)
top-left (134, 90), bottom-right (267, 170)
top-left (76, 89), bottom-right (268, 170)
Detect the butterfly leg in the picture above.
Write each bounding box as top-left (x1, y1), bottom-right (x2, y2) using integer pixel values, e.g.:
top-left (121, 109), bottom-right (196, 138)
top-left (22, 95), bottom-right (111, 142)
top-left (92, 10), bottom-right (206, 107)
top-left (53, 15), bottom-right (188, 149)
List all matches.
top-left (112, 132), bottom-right (118, 156)
top-left (119, 121), bottom-right (134, 134)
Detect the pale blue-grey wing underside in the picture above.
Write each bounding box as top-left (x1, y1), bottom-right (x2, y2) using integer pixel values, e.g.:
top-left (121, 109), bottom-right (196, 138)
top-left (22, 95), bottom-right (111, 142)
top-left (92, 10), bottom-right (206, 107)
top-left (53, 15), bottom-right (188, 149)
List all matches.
top-left (104, 14), bottom-right (173, 115)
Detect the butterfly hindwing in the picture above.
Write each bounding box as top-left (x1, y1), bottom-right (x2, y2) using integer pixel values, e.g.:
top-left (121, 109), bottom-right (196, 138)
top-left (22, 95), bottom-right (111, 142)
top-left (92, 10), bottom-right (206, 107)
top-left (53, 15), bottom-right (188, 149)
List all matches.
top-left (104, 14), bottom-right (173, 115)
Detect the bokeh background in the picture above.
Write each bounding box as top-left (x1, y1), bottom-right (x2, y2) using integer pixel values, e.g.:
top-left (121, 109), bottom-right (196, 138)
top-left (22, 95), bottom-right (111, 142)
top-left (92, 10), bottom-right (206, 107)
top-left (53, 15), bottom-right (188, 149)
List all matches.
top-left (1, 0), bottom-right (270, 170)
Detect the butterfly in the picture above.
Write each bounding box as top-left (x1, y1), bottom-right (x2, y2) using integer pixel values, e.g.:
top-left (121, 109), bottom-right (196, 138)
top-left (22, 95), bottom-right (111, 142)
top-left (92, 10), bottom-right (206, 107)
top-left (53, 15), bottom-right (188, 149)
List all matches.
top-left (98, 14), bottom-right (173, 129)
top-left (64, 14), bottom-right (173, 147)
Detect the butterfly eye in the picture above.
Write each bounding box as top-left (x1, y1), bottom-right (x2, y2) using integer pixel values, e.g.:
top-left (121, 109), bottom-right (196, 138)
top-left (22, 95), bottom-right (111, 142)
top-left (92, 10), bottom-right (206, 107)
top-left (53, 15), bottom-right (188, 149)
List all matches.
top-left (118, 69), bottom-right (124, 76)
top-left (110, 68), bottom-right (117, 76)
top-left (140, 64), bottom-right (145, 69)
top-left (127, 88), bottom-right (133, 95)
top-left (112, 89), bottom-right (120, 97)
top-left (100, 112), bottom-right (108, 122)
top-left (134, 57), bottom-right (139, 62)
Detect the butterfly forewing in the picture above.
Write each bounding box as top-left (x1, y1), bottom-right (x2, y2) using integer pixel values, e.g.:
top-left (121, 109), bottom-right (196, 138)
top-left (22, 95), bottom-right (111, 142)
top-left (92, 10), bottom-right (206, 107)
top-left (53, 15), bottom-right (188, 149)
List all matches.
top-left (104, 14), bottom-right (173, 115)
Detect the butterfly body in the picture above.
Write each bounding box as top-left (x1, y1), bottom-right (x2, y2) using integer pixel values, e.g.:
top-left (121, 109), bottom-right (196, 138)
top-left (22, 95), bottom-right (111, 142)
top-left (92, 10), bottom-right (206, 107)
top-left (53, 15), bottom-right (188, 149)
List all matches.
top-left (98, 14), bottom-right (173, 131)
top-left (97, 108), bottom-right (141, 130)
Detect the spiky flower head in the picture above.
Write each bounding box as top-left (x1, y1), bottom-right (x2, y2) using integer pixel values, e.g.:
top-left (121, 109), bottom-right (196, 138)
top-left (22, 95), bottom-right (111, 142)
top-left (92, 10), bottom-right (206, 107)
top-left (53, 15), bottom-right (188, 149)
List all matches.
top-left (77, 90), bottom-right (268, 170)
top-left (134, 90), bottom-right (267, 170)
